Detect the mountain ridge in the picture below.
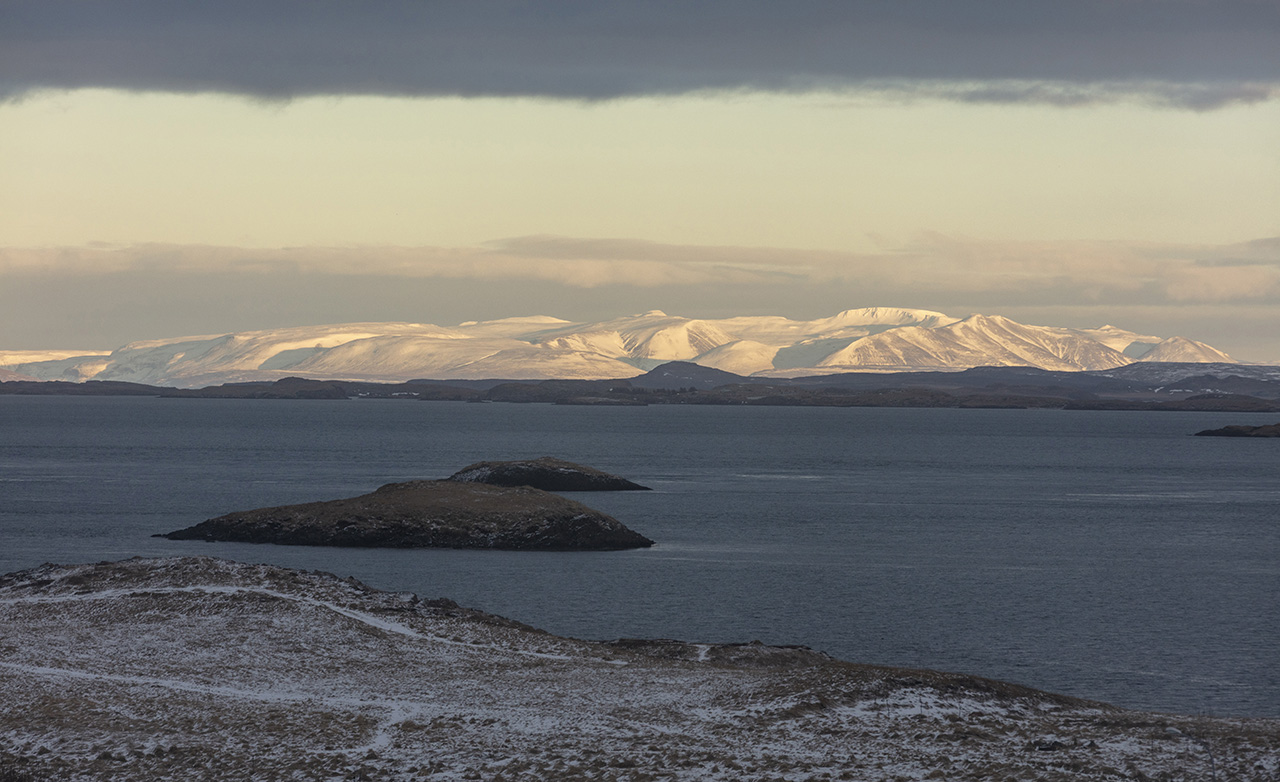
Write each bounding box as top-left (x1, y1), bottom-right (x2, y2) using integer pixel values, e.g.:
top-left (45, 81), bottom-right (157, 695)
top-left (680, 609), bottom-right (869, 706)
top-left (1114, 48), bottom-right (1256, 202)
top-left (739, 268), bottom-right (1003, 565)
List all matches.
top-left (1, 308), bottom-right (1237, 388)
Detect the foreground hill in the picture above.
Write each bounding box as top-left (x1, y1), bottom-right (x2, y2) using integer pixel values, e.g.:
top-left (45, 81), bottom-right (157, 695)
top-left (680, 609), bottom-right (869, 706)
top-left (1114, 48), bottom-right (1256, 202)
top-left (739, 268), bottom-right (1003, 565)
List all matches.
top-left (1, 308), bottom-right (1236, 387)
top-left (1, 557), bottom-right (1276, 781)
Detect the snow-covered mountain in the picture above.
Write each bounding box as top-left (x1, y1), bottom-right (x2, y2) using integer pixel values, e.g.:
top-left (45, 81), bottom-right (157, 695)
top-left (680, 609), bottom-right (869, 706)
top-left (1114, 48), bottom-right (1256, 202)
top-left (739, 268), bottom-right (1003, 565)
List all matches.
top-left (0, 367), bottom-right (38, 382)
top-left (807, 314), bottom-right (1135, 374)
top-left (1, 308), bottom-right (1236, 387)
top-left (1135, 336), bottom-right (1234, 363)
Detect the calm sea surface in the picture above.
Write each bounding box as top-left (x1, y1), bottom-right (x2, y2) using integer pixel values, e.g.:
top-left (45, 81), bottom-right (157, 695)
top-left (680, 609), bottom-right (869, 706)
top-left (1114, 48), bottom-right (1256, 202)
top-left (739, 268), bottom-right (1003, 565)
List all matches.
top-left (1, 396), bottom-right (1277, 717)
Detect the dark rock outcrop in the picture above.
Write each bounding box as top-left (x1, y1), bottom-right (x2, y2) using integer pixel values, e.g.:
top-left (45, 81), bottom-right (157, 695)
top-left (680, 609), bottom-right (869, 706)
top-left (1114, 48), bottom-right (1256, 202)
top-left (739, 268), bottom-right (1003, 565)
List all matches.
top-left (1194, 422), bottom-right (1280, 437)
top-left (159, 480), bottom-right (653, 550)
top-left (447, 457), bottom-right (651, 491)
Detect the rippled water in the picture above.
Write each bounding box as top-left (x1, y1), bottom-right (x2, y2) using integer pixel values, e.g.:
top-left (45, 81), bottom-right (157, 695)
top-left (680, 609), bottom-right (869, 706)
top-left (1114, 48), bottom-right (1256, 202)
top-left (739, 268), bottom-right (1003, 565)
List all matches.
top-left (2, 395), bottom-right (1277, 717)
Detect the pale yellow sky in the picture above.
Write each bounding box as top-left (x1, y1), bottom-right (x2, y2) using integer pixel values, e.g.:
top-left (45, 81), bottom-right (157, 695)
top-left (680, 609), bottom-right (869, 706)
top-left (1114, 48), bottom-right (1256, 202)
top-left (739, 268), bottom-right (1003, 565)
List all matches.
top-left (3, 89), bottom-right (1277, 251)
top-left (3, 88), bottom-right (1280, 359)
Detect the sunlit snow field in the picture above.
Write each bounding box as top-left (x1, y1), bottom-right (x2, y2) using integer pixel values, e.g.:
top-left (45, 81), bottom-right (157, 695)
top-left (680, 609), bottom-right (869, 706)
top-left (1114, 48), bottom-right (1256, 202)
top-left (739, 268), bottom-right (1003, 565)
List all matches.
top-left (1, 396), bottom-right (1276, 717)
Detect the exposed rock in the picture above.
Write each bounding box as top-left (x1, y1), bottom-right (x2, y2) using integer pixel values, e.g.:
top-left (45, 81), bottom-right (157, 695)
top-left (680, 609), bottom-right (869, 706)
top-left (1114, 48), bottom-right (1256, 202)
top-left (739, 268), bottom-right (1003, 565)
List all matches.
top-left (447, 456), bottom-right (651, 491)
top-left (159, 480), bottom-right (653, 550)
top-left (1195, 422), bottom-right (1280, 437)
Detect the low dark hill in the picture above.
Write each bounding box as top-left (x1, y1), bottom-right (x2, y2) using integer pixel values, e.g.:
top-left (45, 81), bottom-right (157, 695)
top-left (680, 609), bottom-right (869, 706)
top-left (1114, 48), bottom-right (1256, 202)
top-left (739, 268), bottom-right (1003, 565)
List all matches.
top-left (160, 376), bottom-right (478, 400)
top-left (630, 361), bottom-right (749, 390)
top-left (447, 457), bottom-right (650, 491)
top-left (1195, 422), bottom-right (1280, 437)
top-left (160, 480), bottom-right (654, 551)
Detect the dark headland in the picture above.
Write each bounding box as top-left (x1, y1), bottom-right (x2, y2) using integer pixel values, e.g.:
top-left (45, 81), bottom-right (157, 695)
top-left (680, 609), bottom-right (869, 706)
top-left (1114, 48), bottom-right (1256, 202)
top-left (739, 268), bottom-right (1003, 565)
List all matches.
top-left (1194, 422), bottom-right (1280, 437)
top-left (447, 456), bottom-right (651, 491)
top-left (159, 480), bottom-right (654, 550)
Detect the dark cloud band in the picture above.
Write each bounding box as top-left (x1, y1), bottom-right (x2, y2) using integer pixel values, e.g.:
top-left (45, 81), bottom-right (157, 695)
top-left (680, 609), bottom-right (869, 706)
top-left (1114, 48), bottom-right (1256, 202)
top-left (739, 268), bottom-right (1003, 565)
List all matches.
top-left (3, 1), bottom-right (1277, 108)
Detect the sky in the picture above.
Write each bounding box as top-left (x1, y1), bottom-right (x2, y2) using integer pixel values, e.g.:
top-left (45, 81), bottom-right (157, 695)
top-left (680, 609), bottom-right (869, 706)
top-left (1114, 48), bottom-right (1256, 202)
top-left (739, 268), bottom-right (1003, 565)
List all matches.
top-left (2, 1), bottom-right (1279, 360)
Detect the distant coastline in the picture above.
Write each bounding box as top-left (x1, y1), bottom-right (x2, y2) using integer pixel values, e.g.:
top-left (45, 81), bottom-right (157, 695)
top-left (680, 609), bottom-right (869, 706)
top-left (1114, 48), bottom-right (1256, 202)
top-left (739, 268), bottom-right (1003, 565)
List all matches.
top-left (4, 361), bottom-right (1280, 413)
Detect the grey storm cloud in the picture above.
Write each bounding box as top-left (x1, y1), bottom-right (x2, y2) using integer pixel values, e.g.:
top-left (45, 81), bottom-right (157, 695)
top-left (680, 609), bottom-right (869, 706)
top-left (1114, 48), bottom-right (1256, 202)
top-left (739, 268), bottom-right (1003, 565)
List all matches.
top-left (2, 1), bottom-right (1278, 108)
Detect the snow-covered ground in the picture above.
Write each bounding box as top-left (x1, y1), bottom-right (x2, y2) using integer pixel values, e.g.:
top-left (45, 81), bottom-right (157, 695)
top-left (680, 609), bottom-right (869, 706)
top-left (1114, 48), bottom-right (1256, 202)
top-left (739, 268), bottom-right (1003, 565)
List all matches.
top-left (2, 557), bottom-right (1276, 781)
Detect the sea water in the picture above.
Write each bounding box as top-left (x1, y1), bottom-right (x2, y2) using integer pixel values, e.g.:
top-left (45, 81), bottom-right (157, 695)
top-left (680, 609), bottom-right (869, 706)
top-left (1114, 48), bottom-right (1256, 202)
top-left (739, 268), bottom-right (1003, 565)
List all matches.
top-left (1, 395), bottom-right (1277, 717)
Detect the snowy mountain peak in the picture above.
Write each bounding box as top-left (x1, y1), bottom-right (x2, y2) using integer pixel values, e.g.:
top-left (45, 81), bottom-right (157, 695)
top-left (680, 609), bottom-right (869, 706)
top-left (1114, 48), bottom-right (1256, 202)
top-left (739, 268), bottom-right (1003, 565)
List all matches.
top-left (834, 307), bottom-right (934, 321)
top-left (955, 313), bottom-right (1016, 328)
top-left (1138, 336), bottom-right (1234, 363)
top-left (823, 307), bottom-right (956, 327)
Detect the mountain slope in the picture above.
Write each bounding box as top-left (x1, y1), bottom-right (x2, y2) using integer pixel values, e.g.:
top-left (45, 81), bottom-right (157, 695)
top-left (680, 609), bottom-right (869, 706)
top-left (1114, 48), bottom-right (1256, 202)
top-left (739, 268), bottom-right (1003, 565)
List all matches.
top-left (691, 339), bottom-right (780, 375)
top-left (711, 307), bottom-right (957, 346)
top-left (816, 314), bottom-right (1133, 372)
top-left (1070, 325), bottom-right (1164, 357)
top-left (533, 310), bottom-right (737, 362)
top-left (1138, 336), bottom-right (1234, 363)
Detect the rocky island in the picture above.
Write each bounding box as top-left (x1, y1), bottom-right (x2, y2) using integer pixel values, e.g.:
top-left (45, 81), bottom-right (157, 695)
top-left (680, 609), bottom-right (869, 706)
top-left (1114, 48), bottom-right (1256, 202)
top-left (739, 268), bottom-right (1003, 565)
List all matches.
top-left (447, 456), bottom-right (651, 491)
top-left (1195, 422), bottom-right (1280, 437)
top-left (2, 556), bottom-right (1277, 781)
top-left (159, 480), bottom-right (653, 550)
